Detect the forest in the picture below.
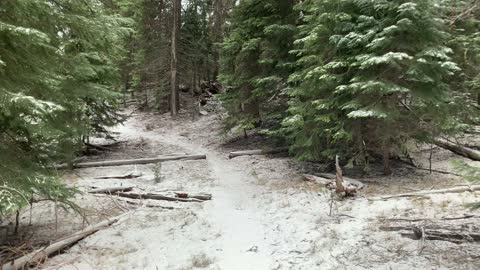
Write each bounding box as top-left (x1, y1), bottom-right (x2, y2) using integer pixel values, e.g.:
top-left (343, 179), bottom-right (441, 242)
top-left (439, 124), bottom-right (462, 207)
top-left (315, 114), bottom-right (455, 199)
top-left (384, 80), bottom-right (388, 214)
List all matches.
top-left (1, 0), bottom-right (480, 269)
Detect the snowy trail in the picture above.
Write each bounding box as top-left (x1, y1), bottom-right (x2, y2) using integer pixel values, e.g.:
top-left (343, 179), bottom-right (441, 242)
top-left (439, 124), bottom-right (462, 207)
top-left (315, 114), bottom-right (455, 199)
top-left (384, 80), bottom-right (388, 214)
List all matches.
top-left (35, 111), bottom-right (480, 270)
top-left (157, 125), bottom-right (276, 269)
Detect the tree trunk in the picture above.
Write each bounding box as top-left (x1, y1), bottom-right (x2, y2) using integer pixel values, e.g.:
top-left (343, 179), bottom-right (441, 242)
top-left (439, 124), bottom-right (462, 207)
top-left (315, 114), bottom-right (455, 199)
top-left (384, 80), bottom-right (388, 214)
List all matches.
top-left (335, 155), bottom-right (346, 194)
top-left (382, 140), bottom-right (392, 175)
top-left (380, 216), bottom-right (480, 244)
top-left (89, 186), bottom-right (134, 194)
top-left (228, 147), bottom-right (289, 159)
top-left (55, 154), bottom-right (206, 169)
top-left (170, 0), bottom-right (181, 116)
top-left (434, 139), bottom-right (480, 161)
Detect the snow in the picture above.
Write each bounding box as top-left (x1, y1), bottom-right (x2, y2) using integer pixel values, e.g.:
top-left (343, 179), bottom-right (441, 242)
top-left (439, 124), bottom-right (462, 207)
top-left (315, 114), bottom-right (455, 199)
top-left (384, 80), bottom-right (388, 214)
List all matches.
top-left (6, 108), bottom-right (479, 270)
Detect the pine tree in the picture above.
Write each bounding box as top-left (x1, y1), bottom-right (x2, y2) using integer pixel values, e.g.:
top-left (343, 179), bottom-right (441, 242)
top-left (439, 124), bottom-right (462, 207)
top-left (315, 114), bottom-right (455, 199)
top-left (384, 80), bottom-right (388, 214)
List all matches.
top-left (220, 0), bottom-right (296, 133)
top-left (0, 0), bottom-right (130, 216)
top-left (285, 0), bottom-right (463, 173)
top-left (441, 0), bottom-right (480, 120)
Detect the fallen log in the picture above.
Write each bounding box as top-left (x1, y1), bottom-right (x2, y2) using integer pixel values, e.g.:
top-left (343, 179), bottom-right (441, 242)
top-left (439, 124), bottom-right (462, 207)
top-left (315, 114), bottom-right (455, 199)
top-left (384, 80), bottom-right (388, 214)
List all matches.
top-left (55, 154), bottom-right (207, 169)
top-left (434, 139), bottom-right (480, 161)
top-left (125, 200), bottom-right (175, 210)
top-left (380, 216), bottom-right (480, 244)
top-left (228, 147), bottom-right (289, 159)
top-left (371, 185), bottom-right (480, 200)
top-left (95, 172), bottom-right (143, 179)
top-left (174, 192), bottom-right (212, 201)
top-left (114, 192), bottom-right (211, 203)
top-left (88, 186), bottom-right (134, 194)
top-left (2, 212), bottom-right (128, 270)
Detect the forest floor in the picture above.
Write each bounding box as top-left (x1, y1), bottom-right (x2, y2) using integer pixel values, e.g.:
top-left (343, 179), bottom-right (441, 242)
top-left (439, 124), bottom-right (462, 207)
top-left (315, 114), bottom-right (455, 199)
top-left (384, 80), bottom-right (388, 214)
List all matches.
top-left (2, 100), bottom-right (480, 270)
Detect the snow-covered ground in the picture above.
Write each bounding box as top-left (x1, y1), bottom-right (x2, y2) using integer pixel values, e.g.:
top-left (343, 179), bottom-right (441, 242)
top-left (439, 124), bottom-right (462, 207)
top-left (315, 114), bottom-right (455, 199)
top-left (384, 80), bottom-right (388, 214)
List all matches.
top-left (4, 108), bottom-right (480, 270)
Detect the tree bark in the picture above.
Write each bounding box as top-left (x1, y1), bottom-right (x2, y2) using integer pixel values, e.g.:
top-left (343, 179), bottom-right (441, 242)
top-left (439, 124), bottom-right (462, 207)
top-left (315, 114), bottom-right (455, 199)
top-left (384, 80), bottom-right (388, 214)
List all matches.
top-left (434, 139), bottom-right (480, 161)
top-left (55, 154), bottom-right (206, 169)
top-left (89, 186), bottom-right (134, 194)
top-left (2, 212), bottom-right (129, 270)
top-left (170, 0), bottom-right (181, 115)
top-left (114, 192), bottom-right (211, 202)
top-left (335, 155), bottom-right (346, 194)
top-left (228, 147), bottom-right (289, 159)
top-left (380, 216), bottom-right (480, 244)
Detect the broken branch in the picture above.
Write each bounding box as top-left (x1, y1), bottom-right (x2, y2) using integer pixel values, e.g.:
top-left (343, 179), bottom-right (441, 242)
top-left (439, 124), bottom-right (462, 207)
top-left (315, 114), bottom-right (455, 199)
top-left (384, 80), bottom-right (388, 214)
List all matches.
top-left (371, 185), bottom-right (480, 200)
top-left (2, 212), bottom-right (129, 270)
top-left (228, 147), bottom-right (289, 159)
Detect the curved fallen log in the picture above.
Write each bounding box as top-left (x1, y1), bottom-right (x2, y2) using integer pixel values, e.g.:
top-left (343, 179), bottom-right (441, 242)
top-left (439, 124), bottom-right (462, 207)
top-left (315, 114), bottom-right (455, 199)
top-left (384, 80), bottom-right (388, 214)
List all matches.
top-left (371, 185), bottom-right (480, 200)
top-left (55, 154), bottom-right (207, 169)
top-left (228, 147), bottom-right (289, 159)
top-left (2, 212), bottom-right (129, 270)
top-left (434, 139), bottom-right (480, 161)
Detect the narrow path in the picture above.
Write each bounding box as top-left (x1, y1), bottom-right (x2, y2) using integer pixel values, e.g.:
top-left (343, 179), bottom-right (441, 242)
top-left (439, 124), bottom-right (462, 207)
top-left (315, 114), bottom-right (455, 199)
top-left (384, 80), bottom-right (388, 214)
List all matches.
top-left (36, 111), bottom-right (480, 270)
top-left (158, 124), bottom-right (276, 269)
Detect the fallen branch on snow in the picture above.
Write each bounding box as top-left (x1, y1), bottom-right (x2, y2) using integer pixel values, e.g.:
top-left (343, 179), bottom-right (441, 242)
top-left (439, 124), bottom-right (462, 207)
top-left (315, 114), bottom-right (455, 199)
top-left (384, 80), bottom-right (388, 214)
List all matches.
top-left (95, 172), bottom-right (143, 179)
top-left (115, 192), bottom-right (210, 202)
top-left (125, 200), bottom-right (176, 210)
top-left (2, 212), bottom-right (129, 270)
top-left (88, 186), bottom-right (134, 194)
top-left (370, 185), bottom-right (480, 200)
top-left (97, 189), bottom-right (212, 203)
top-left (380, 216), bottom-right (480, 244)
top-left (228, 147), bottom-right (289, 159)
top-left (55, 154), bottom-right (207, 169)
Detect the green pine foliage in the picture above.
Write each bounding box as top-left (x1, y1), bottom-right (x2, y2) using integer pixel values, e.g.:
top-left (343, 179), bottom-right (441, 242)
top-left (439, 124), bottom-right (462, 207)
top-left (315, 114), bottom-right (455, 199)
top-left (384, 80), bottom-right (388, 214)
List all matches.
top-left (0, 0), bottom-right (131, 217)
top-left (442, 0), bottom-right (480, 123)
top-left (283, 0), bottom-right (465, 169)
top-left (219, 0), bottom-right (296, 133)
top-left (453, 160), bottom-right (480, 209)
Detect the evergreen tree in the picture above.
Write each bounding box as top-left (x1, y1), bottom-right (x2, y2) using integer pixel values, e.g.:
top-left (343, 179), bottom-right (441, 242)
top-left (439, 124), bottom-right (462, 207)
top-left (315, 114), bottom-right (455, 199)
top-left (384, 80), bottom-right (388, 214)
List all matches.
top-left (0, 0), bottom-right (130, 216)
top-left (285, 0), bottom-right (463, 173)
top-left (220, 0), bottom-right (296, 133)
top-left (442, 0), bottom-right (480, 122)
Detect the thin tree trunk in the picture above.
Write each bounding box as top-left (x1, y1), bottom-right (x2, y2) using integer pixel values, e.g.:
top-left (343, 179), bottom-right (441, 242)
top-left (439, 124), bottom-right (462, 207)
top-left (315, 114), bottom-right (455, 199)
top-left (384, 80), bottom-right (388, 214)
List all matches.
top-left (170, 0), bottom-right (181, 116)
top-left (382, 140), bottom-right (392, 175)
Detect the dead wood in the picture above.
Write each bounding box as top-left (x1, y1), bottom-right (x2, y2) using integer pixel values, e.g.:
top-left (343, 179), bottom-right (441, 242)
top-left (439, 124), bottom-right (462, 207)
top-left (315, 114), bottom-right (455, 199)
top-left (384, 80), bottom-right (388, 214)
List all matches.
top-left (335, 155), bottom-right (346, 194)
top-left (310, 173), bottom-right (365, 190)
top-left (108, 191), bottom-right (212, 203)
top-left (434, 139), bottom-right (480, 161)
top-left (95, 172), bottom-right (143, 179)
top-left (302, 174), bottom-right (365, 194)
top-left (371, 185), bottom-right (480, 200)
top-left (380, 216), bottom-right (480, 244)
top-left (2, 212), bottom-right (128, 270)
top-left (302, 174), bottom-right (332, 186)
top-left (88, 186), bottom-right (134, 194)
top-left (55, 154), bottom-right (207, 169)
top-left (228, 147), bottom-right (289, 159)
top-left (125, 200), bottom-right (175, 210)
